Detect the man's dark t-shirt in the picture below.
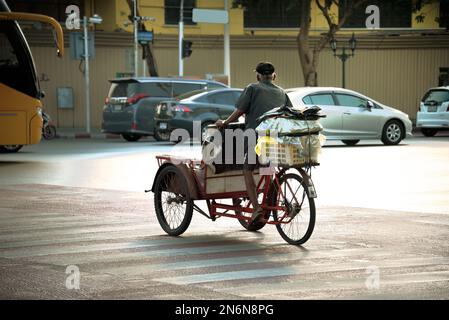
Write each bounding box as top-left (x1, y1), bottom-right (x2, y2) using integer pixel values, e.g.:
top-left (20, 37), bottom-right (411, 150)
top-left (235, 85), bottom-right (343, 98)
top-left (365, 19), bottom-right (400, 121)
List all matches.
top-left (236, 80), bottom-right (292, 130)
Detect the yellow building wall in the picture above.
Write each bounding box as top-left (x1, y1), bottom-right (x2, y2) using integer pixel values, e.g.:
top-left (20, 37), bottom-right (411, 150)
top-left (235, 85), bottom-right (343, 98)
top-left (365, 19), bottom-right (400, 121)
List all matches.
top-left (95, 0), bottom-right (118, 31)
top-left (95, 0), bottom-right (443, 37)
top-left (31, 41), bottom-right (449, 129)
top-left (102, 0), bottom-right (339, 37)
top-left (28, 0), bottom-right (447, 129)
top-left (110, 0), bottom-right (243, 36)
top-left (412, 0), bottom-right (440, 29)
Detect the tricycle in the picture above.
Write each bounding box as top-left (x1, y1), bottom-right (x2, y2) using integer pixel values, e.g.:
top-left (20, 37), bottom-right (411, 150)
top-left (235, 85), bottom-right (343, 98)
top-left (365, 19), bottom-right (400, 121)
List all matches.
top-left (149, 106), bottom-right (324, 245)
top-left (149, 152), bottom-right (318, 246)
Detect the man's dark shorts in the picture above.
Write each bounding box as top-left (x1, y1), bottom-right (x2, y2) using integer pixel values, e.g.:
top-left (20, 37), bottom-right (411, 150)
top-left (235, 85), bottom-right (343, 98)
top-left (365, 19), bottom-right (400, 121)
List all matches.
top-left (243, 134), bottom-right (260, 171)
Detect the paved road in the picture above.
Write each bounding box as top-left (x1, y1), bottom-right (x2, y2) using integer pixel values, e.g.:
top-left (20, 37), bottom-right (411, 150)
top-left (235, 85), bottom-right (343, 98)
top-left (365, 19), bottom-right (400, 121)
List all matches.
top-left (0, 134), bottom-right (448, 299)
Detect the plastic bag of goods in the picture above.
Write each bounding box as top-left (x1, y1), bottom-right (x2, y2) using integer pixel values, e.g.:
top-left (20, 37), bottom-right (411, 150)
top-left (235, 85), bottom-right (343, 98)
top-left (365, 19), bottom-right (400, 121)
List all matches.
top-left (256, 117), bottom-right (323, 136)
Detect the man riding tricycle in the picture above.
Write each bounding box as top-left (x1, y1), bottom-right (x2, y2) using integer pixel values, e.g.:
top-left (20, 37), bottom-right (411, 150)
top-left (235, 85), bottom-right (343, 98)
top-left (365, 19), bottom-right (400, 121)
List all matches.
top-left (149, 62), bottom-right (325, 245)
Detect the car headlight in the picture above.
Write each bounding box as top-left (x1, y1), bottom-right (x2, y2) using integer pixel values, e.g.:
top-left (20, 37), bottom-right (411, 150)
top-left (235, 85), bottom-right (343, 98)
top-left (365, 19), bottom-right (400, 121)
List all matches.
top-left (36, 107), bottom-right (42, 116)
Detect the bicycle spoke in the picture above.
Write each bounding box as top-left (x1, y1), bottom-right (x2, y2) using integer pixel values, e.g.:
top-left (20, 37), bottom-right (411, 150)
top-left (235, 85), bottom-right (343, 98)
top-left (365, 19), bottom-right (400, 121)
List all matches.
top-left (159, 172), bottom-right (188, 230)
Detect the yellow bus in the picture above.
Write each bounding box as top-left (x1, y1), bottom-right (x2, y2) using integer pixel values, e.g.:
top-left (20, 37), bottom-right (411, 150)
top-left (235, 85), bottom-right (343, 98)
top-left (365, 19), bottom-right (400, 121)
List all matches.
top-left (0, 0), bottom-right (63, 152)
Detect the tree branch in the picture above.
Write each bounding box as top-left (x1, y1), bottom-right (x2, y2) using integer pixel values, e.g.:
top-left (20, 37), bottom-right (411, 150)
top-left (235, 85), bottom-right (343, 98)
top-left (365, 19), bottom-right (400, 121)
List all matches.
top-left (315, 0), bottom-right (334, 28)
top-left (314, 0), bottom-right (369, 52)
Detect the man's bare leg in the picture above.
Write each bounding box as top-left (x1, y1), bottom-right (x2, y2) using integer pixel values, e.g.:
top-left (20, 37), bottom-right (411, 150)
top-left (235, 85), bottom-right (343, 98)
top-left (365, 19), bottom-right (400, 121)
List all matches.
top-left (244, 169), bottom-right (262, 222)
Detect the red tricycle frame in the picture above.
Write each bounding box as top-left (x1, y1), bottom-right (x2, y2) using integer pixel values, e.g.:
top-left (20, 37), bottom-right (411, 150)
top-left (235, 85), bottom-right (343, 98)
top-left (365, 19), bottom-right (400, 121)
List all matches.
top-left (154, 154), bottom-right (316, 226)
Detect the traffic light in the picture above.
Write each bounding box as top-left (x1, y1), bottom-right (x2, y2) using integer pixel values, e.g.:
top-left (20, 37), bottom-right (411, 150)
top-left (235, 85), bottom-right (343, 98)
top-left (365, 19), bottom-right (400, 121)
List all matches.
top-left (182, 39), bottom-right (193, 59)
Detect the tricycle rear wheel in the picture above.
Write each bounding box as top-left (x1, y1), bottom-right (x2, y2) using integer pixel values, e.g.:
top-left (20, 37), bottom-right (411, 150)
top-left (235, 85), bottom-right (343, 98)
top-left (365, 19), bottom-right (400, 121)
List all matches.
top-left (154, 165), bottom-right (193, 236)
top-left (234, 197), bottom-right (267, 232)
top-left (234, 182), bottom-right (278, 232)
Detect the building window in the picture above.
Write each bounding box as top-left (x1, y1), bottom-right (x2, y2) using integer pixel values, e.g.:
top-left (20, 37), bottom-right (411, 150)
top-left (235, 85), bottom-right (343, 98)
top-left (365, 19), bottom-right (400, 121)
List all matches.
top-left (242, 0), bottom-right (303, 28)
top-left (8, 0), bottom-right (84, 23)
top-left (164, 0), bottom-right (196, 26)
top-left (339, 0), bottom-right (412, 28)
top-left (439, 68), bottom-right (449, 86)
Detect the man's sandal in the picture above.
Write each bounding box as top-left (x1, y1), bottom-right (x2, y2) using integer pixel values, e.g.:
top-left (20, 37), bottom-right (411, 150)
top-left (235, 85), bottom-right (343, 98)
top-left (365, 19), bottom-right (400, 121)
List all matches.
top-left (249, 207), bottom-right (264, 226)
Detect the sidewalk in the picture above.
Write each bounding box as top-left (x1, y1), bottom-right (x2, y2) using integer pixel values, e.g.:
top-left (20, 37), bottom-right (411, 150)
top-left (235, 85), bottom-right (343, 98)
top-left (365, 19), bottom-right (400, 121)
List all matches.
top-left (55, 126), bottom-right (424, 139)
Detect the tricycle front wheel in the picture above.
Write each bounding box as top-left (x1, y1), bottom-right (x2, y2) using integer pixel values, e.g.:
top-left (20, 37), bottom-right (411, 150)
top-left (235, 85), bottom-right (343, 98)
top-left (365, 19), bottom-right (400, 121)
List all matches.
top-left (273, 173), bottom-right (315, 245)
top-left (154, 165), bottom-right (193, 236)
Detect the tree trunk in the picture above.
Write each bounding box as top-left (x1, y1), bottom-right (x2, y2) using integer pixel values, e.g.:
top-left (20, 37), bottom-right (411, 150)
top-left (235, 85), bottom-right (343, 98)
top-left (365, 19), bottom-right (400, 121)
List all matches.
top-left (143, 43), bottom-right (159, 76)
top-left (126, 0), bottom-right (159, 76)
top-left (297, 0), bottom-right (318, 86)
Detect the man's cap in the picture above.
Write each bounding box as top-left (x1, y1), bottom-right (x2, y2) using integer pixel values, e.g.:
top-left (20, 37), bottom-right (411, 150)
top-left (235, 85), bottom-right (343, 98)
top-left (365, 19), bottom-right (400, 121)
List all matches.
top-left (254, 62), bottom-right (275, 75)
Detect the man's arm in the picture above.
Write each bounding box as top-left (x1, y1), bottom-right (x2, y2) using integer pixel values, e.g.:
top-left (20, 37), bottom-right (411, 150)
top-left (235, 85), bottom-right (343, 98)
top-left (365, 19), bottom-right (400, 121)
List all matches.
top-left (216, 109), bottom-right (244, 128)
top-left (216, 85), bottom-right (252, 128)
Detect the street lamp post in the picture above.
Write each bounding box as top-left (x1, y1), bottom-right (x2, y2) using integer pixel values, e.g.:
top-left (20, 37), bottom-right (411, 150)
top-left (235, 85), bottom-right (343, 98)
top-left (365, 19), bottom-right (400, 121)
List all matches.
top-left (330, 33), bottom-right (357, 88)
top-left (179, 0), bottom-right (184, 77)
top-left (133, 0), bottom-right (138, 77)
top-left (224, 0), bottom-right (230, 86)
top-left (83, 14), bottom-right (102, 135)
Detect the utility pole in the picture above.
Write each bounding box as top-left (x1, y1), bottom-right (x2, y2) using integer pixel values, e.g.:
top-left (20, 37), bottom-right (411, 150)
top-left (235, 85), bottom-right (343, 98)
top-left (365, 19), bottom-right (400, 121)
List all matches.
top-left (83, 16), bottom-right (90, 135)
top-left (133, 0), bottom-right (138, 77)
top-left (224, 0), bottom-right (230, 86)
top-left (82, 14), bottom-right (102, 135)
top-left (178, 0), bottom-right (184, 77)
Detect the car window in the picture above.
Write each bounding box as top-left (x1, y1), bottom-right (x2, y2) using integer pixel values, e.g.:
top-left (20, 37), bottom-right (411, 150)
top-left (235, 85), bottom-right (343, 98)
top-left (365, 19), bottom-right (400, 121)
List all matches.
top-left (335, 93), bottom-right (367, 108)
top-left (207, 82), bottom-right (228, 90)
top-left (172, 82), bottom-right (203, 97)
top-left (232, 91), bottom-right (242, 104)
top-left (207, 91), bottom-right (236, 105)
top-left (422, 90), bottom-right (449, 104)
top-left (0, 21), bottom-right (38, 98)
top-left (302, 96), bottom-right (313, 104)
top-left (177, 89), bottom-right (208, 100)
top-left (140, 82), bottom-right (172, 97)
top-left (109, 82), bottom-right (127, 97)
top-left (109, 82), bottom-right (172, 98)
top-left (308, 94), bottom-right (335, 105)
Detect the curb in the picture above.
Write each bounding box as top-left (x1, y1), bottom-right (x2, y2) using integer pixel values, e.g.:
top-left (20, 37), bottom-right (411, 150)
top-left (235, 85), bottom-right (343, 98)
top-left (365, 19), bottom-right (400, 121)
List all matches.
top-left (54, 127), bottom-right (424, 139)
top-left (56, 133), bottom-right (121, 139)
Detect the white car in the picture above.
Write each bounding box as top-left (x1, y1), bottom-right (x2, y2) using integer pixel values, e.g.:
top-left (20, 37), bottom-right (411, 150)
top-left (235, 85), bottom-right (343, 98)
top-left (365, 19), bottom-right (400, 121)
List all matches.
top-left (287, 87), bottom-right (413, 146)
top-left (416, 86), bottom-right (449, 137)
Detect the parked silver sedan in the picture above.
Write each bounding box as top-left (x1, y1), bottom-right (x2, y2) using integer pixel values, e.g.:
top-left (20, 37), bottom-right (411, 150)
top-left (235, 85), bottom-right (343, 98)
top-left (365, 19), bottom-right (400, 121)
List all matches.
top-left (287, 87), bottom-right (413, 145)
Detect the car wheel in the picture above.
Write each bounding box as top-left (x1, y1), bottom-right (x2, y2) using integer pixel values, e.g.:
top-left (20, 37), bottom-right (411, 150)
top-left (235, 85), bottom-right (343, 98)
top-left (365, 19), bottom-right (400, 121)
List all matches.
top-left (200, 122), bottom-right (214, 143)
top-left (121, 133), bottom-right (142, 142)
top-left (342, 140), bottom-right (360, 146)
top-left (154, 130), bottom-right (170, 142)
top-left (43, 125), bottom-right (57, 140)
top-left (0, 145), bottom-right (23, 153)
top-left (381, 120), bottom-right (404, 145)
top-left (421, 128), bottom-right (438, 137)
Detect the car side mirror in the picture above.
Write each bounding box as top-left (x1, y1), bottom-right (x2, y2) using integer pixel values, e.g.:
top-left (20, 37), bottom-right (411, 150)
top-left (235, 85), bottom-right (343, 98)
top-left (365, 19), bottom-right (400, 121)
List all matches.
top-left (366, 100), bottom-right (374, 110)
top-left (39, 91), bottom-right (46, 99)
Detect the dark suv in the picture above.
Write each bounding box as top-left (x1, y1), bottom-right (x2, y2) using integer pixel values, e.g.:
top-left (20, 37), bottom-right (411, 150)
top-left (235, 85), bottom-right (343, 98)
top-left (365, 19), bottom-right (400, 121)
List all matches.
top-left (102, 77), bottom-right (227, 141)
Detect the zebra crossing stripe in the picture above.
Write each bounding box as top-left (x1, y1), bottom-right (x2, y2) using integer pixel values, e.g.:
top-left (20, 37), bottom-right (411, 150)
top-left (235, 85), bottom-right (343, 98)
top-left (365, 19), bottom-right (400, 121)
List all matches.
top-left (156, 256), bottom-right (449, 285)
top-left (102, 248), bottom-right (387, 276)
top-left (0, 236), bottom-right (278, 259)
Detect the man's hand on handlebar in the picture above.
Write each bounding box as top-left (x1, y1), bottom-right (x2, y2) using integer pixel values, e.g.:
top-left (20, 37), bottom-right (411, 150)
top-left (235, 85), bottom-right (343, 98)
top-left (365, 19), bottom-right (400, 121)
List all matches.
top-left (216, 109), bottom-right (244, 129)
top-left (215, 119), bottom-right (227, 129)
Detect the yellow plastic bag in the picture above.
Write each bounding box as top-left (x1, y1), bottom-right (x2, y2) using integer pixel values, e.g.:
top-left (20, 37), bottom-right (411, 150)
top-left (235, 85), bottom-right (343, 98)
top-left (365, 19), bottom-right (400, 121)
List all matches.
top-left (255, 136), bottom-right (277, 156)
